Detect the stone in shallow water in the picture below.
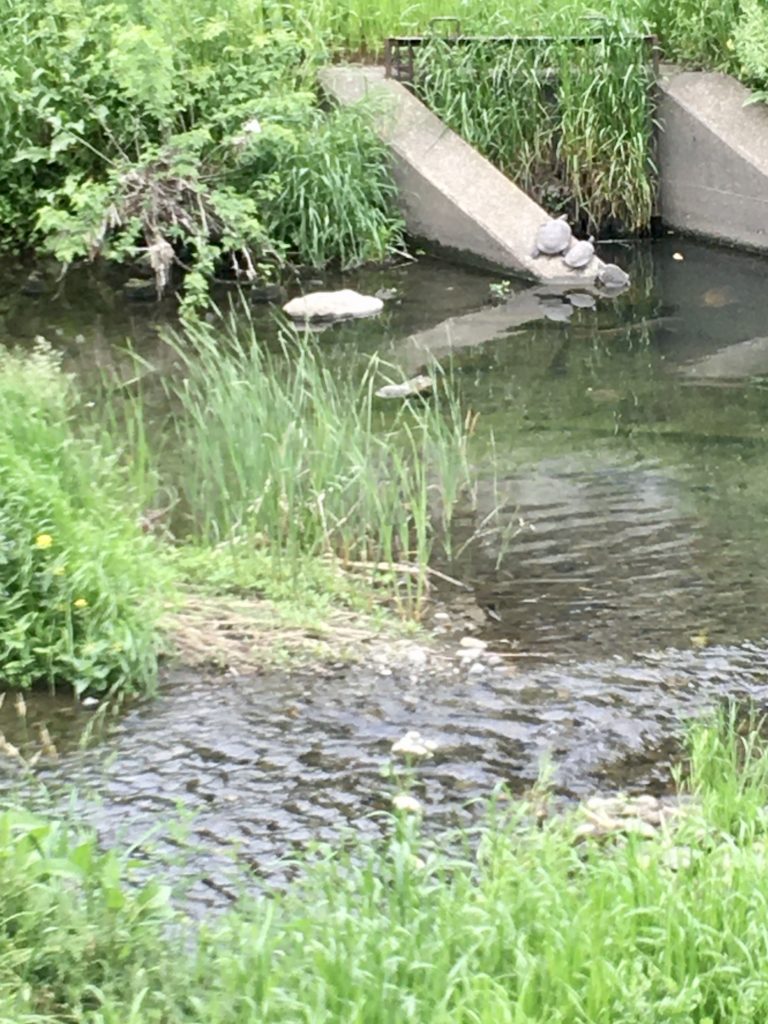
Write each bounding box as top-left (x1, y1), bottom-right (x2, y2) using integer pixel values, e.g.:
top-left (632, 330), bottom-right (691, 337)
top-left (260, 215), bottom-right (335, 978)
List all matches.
top-left (375, 375), bottom-right (433, 399)
top-left (282, 288), bottom-right (383, 322)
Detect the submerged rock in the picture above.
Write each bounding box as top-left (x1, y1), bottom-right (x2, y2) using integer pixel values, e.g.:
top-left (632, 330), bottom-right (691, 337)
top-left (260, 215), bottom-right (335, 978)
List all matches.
top-left (283, 289), bottom-right (383, 322)
top-left (375, 375), bottom-right (433, 399)
top-left (249, 280), bottom-right (285, 304)
top-left (20, 270), bottom-right (48, 297)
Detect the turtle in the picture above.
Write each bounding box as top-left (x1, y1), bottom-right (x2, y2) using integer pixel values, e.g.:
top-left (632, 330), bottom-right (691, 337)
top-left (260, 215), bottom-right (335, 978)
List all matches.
top-left (531, 215), bottom-right (572, 258)
top-left (596, 263), bottom-right (630, 290)
top-left (563, 236), bottom-right (596, 270)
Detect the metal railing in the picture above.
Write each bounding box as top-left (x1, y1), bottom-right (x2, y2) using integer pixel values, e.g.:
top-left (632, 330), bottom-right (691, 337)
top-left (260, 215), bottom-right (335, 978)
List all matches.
top-left (384, 20), bottom-right (661, 84)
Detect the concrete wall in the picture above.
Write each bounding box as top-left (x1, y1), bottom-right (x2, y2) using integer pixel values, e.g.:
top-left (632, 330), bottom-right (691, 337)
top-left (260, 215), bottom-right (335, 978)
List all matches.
top-left (658, 70), bottom-right (768, 251)
top-left (320, 65), bottom-right (600, 285)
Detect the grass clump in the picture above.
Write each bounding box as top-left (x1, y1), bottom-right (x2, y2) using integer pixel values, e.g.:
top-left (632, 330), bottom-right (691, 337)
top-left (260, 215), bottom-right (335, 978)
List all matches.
top-left (5, 717), bottom-right (768, 1020)
top-left (0, 344), bottom-right (171, 696)
top-left (156, 313), bottom-right (473, 604)
top-left (414, 34), bottom-right (655, 234)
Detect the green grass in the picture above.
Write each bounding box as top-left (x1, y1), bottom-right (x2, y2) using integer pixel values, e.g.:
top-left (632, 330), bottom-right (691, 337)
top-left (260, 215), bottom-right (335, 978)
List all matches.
top-left (0, 0), bottom-right (404, 297)
top-left (5, 715), bottom-right (768, 1021)
top-left (151, 311), bottom-right (475, 611)
top-left (0, 343), bottom-right (172, 696)
top-left (414, 34), bottom-right (655, 234)
top-left (0, 316), bottom-right (480, 691)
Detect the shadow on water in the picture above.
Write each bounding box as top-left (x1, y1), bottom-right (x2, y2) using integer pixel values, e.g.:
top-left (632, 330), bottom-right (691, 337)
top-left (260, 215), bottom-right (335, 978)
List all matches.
top-left (4, 236), bottom-right (768, 900)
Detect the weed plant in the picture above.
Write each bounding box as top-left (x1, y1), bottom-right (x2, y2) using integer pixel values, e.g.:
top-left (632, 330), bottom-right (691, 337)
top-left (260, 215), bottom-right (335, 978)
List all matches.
top-left (415, 35), bottom-right (655, 233)
top-left (5, 717), bottom-right (768, 1020)
top-left (156, 312), bottom-right (473, 606)
top-left (0, 0), bottom-right (403, 303)
top-left (0, 344), bottom-right (171, 695)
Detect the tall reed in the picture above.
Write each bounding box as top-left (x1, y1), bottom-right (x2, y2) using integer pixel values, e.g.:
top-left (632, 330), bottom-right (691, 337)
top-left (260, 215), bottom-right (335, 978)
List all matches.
top-left (415, 34), bottom-right (655, 234)
top-left (158, 311), bottom-right (474, 593)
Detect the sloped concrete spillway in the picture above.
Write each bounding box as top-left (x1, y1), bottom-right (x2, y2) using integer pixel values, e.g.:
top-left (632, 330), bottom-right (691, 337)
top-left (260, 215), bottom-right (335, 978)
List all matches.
top-left (658, 69), bottom-right (768, 251)
top-left (320, 65), bottom-right (600, 285)
top-left (324, 64), bottom-right (768, 267)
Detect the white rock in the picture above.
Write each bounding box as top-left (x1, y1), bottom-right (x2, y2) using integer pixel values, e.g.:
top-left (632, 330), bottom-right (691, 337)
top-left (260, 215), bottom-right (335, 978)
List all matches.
top-left (283, 289), bottom-right (383, 322)
top-left (459, 636), bottom-right (487, 650)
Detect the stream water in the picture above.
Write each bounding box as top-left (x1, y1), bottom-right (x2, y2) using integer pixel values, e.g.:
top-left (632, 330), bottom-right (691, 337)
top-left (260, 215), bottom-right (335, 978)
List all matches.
top-left (3, 236), bottom-right (768, 901)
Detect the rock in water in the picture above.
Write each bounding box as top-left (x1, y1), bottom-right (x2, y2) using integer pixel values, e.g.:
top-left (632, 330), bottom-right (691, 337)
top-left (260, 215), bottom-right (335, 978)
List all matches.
top-left (375, 375), bottom-right (433, 399)
top-left (282, 289), bottom-right (384, 322)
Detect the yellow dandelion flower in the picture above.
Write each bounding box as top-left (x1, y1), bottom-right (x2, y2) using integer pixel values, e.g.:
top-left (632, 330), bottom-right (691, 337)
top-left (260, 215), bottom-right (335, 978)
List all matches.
top-left (73, 597), bottom-right (88, 609)
top-left (34, 533), bottom-right (53, 550)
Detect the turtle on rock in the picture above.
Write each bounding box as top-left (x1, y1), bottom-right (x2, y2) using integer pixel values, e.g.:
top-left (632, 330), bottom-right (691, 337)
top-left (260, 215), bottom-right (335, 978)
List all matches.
top-left (531, 215), bottom-right (572, 258)
top-left (597, 263), bottom-right (630, 290)
top-left (563, 236), bottom-right (595, 270)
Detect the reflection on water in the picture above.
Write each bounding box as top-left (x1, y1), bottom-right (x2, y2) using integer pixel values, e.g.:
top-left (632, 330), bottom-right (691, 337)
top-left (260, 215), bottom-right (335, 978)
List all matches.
top-left (4, 236), bottom-right (768, 897)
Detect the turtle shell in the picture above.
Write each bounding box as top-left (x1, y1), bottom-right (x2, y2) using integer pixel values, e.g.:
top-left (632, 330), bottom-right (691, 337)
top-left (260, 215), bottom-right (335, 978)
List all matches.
top-left (563, 239), bottom-right (595, 269)
top-left (534, 217), bottom-right (572, 256)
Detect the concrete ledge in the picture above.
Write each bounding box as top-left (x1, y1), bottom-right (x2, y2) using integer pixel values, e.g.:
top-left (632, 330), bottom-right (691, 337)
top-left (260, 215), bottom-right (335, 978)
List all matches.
top-left (658, 70), bottom-right (768, 250)
top-left (320, 65), bottom-right (598, 284)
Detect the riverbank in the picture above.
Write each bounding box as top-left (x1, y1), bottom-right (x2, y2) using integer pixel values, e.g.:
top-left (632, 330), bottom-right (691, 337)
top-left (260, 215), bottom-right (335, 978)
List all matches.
top-left (0, 309), bottom-right (485, 697)
top-left (3, 0), bottom-right (768, 298)
top-left (3, 717), bottom-right (768, 1022)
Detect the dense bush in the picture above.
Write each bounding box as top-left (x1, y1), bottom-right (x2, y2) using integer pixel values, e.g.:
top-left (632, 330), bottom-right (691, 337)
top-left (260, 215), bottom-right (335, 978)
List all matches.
top-left (0, 0), bottom-right (403, 300)
top-left (0, 344), bottom-right (170, 695)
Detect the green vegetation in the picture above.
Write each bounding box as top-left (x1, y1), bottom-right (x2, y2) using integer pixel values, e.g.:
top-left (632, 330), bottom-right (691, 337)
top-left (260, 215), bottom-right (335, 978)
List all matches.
top-left (0, 321), bottom-right (476, 694)
top-left (0, 0), bottom-right (403, 304)
top-left (0, 343), bottom-right (170, 696)
top-left (1, 0), bottom-right (766, 277)
top-left (4, 717), bottom-right (768, 1021)
top-left (158, 313), bottom-right (471, 569)
top-left (414, 34), bottom-right (654, 234)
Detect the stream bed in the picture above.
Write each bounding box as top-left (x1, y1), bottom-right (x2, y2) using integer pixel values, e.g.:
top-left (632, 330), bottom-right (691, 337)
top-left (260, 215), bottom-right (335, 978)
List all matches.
top-left (3, 235), bottom-right (768, 901)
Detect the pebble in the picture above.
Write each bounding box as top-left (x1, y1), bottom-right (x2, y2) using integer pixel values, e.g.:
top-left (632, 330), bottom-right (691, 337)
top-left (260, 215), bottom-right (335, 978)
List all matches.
top-left (459, 636), bottom-right (487, 650)
top-left (467, 662), bottom-right (486, 677)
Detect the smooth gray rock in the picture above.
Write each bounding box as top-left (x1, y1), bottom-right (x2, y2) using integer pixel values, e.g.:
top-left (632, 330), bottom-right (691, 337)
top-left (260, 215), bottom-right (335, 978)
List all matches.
top-left (283, 289), bottom-right (384, 322)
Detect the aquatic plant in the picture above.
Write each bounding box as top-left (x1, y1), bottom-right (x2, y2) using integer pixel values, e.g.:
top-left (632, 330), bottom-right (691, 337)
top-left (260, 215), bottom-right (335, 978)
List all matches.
top-left (0, 343), bottom-right (171, 695)
top-left (4, 716), bottom-right (768, 1020)
top-left (154, 311), bottom-right (474, 609)
top-left (414, 34), bottom-right (655, 234)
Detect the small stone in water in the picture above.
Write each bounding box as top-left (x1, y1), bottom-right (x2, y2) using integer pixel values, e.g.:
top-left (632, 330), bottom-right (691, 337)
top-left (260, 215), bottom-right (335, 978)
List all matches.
top-left (375, 375), bottom-right (433, 400)
top-left (672, 252), bottom-right (685, 261)
top-left (459, 636), bottom-right (487, 650)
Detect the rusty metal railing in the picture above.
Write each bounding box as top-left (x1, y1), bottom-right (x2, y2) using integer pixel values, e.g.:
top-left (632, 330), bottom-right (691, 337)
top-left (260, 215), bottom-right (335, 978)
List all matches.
top-left (384, 22), bottom-right (661, 84)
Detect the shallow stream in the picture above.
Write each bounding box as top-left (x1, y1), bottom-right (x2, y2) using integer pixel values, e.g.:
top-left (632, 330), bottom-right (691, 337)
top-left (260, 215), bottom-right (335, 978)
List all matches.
top-left (3, 236), bottom-right (768, 900)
